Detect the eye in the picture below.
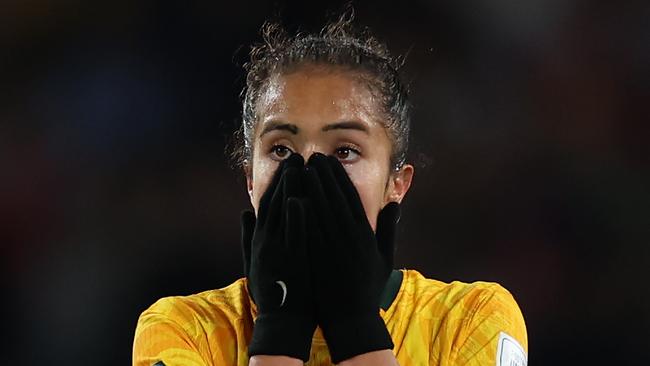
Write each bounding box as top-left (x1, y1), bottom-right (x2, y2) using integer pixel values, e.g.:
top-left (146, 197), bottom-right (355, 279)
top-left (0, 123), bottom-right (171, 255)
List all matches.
top-left (270, 144), bottom-right (293, 161)
top-left (334, 146), bottom-right (361, 163)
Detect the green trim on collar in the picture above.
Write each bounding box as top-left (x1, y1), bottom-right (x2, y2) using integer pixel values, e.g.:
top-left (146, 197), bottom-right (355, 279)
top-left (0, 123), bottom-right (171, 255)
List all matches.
top-left (380, 269), bottom-right (403, 311)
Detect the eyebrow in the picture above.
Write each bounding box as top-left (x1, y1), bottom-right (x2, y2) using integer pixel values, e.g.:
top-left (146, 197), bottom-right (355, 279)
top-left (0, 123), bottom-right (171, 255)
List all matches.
top-left (322, 121), bottom-right (369, 134)
top-left (259, 121), bottom-right (299, 137)
top-left (259, 120), bottom-right (370, 137)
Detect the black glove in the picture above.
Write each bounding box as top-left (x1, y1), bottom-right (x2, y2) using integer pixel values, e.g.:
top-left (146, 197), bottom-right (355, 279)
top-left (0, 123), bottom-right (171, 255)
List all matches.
top-left (241, 153), bottom-right (317, 362)
top-left (303, 153), bottom-right (400, 364)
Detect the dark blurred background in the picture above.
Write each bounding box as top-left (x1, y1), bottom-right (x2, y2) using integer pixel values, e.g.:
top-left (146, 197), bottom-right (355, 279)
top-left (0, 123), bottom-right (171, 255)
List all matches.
top-left (2, 0), bottom-right (649, 364)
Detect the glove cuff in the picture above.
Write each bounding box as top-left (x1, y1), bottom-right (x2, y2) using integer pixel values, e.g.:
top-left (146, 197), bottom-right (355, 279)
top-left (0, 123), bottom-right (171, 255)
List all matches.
top-left (248, 313), bottom-right (317, 362)
top-left (320, 313), bottom-right (394, 364)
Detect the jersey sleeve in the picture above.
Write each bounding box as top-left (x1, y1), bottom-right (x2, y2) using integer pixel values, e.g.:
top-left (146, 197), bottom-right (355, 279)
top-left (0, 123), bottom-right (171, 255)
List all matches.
top-left (133, 297), bottom-right (209, 366)
top-left (453, 284), bottom-right (528, 366)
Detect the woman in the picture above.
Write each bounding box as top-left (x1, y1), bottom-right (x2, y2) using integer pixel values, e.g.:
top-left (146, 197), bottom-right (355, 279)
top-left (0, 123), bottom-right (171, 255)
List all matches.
top-left (133, 12), bottom-right (528, 366)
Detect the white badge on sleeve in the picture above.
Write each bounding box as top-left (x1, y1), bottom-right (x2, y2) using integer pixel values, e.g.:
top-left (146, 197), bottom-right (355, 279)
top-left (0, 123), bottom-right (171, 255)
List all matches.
top-left (496, 331), bottom-right (527, 366)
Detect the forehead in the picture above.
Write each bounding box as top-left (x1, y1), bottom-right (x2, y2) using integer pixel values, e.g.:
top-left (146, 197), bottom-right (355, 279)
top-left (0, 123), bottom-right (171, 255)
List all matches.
top-left (256, 67), bottom-right (382, 126)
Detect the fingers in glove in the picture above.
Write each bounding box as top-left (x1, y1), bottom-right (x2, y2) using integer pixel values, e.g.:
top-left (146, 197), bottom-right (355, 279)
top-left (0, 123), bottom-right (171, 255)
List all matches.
top-left (306, 153), bottom-right (355, 226)
top-left (375, 202), bottom-right (400, 266)
top-left (294, 197), bottom-right (318, 248)
top-left (264, 170), bottom-right (288, 235)
top-left (303, 164), bottom-right (335, 226)
top-left (284, 153), bottom-right (305, 170)
top-left (260, 154), bottom-right (304, 229)
top-left (240, 210), bottom-right (256, 276)
top-left (257, 158), bottom-right (287, 223)
top-left (303, 167), bottom-right (350, 264)
top-left (258, 153), bottom-right (304, 222)
top-left (326, 155), bottom-right (366, 221)
top-left (286, 197), bottom-right (307, 257)
top-left (283, 162), bottom-right (303, 200)
top-left (278, 167), bottom-right (302, 250)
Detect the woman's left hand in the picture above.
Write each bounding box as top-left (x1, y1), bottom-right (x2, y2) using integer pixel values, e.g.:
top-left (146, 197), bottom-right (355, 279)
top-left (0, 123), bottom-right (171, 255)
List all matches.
top-left (302, 153), bottom-right (400, 364)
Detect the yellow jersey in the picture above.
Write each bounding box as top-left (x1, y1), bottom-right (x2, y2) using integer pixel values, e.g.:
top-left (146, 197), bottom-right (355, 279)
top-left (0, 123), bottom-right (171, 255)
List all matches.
top-left (133, 269), bottom-right (528, 365)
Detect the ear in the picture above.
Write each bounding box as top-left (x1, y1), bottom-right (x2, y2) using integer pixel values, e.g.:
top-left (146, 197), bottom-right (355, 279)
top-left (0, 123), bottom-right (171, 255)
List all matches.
top-left (384, 163), bottom-right (414, 204)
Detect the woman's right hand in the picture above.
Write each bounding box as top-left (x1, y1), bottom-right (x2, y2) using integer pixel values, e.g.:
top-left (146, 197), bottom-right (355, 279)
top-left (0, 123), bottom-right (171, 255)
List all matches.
top-left (240, 153), bottom-right (316, 363)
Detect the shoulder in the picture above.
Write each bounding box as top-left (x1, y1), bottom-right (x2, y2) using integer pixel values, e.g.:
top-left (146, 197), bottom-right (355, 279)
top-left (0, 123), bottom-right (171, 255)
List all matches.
top-left (403, 269), bottom-right (523, 316)
top-left (134, 277), bottom-right (253, 342)
top-left (401, 269), bottom-right (514, 306)
top-left (133, 278), bottom-right (254, 366)
top-left (401, 269), bottom-right (527, 351)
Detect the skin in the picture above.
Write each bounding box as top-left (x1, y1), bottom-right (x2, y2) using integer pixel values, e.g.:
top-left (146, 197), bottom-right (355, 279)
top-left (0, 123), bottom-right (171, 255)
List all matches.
top-left (246, 65), bottom-right (414, 231)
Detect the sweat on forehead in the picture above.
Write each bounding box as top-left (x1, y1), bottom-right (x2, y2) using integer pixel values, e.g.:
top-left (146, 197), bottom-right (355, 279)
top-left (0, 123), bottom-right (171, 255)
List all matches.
top-left (252, 67), bottom-right (384, 131)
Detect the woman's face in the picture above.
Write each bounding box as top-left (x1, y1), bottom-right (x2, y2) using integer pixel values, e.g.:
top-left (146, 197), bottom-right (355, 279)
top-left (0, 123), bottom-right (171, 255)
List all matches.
top-left (247, 66), bottom-right (413, 230)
